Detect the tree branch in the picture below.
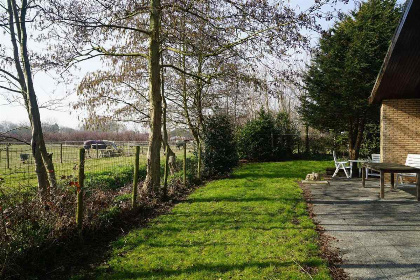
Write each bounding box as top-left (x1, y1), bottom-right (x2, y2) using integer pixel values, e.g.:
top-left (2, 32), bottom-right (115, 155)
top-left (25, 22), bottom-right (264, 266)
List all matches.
top-left (0, 85), bottom-right (21, 94)
top-left (93, 46), bottom-right (148, 58)
top-left (161, 64), bottom-right (210, 83)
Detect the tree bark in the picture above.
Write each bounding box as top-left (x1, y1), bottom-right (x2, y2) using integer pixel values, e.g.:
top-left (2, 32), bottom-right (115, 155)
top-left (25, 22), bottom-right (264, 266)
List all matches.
top-left (19, 2), bottom-right (57, 190)
top-left (142, 0), bottom-right (162, 195)
top-left (161, 55), bottom-right (175, 199)
top-left (305, 125), bottom-right (309, 155)
top-left (195, 54), bottom-right (204, 180)
top-left (348, 117), bottom-right (366, 160)
top-left (348, 116), bottom-right (366, 177)
top-left (179, 28), bottom-right (201, 172)
top-left (8, 0), bottom-right (55, 201)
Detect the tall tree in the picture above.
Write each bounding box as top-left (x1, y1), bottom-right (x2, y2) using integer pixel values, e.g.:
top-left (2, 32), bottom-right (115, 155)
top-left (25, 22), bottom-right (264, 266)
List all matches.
top-left (143, 0), bottom-right (162, 194)
top-left (299, 0), bottom-right (402, 159)
top-left (0, 0), bottom-right (57, 202)
top-left (45, 0), bottom-right (344, 194)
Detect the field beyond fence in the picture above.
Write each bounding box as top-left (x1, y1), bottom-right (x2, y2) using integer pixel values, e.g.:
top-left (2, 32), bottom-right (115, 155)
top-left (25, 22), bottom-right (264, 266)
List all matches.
top-left (0, 141), bottom-right (194, 198)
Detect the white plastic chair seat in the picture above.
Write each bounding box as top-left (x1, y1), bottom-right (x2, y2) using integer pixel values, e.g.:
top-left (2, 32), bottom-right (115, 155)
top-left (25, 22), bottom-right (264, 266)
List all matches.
top-left (397, 154), bottom-right (420, 187)
top-left (366, 154), bottom-right (380, 179)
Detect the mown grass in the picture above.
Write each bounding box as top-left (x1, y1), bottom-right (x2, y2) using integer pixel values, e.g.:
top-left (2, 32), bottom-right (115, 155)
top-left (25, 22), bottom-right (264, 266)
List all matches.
top-left (94, 160), bottom-right (332, 280)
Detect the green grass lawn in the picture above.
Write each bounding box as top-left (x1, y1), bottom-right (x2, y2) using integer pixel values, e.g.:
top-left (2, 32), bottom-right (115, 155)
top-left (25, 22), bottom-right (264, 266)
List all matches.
top-left (94, 160), bottom-right (332, 280)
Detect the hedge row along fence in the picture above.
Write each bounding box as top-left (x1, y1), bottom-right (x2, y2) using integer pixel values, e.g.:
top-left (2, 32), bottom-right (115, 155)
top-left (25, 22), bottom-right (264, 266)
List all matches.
top-left (73, 144), bottom-right (190, 228)
top-left (0, 142), bottom-right (196, 278)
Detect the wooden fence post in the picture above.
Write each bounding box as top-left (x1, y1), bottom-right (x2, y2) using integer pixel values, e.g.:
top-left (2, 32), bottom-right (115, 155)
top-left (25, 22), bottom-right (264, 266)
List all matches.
top-left (76, 148), bottom-right (85, 229)
top-left (6, 145), bottom-right (9, 169)
top-left (132, 146), bottom-right (140, 208)
top-left (96, 144), bottom-right (99, 159)
top-left (60, 143), bottom-right (63, 164)
top-left (197, 141), bottom-right (201, 180)
top-left (27, 163), bottom-right (30, 185)
top-left (163, 145), bottom-right (169, 200)
top-left (183, 142), bottom-right (187, 186)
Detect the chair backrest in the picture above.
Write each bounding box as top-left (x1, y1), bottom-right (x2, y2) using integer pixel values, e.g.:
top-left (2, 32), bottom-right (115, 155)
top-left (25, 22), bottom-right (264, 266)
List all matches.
top-left (371, 154), bottom-right (380, 163)
top-left (333, 151), bottom-right (340, 167)
top-left (405, 154), bottom-right (420, 168)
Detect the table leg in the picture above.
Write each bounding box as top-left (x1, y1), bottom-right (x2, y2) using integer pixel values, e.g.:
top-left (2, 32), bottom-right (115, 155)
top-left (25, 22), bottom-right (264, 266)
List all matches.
top-left (362, 167), bottom-right (366, 188)
top-left (380, 170), bottom-right (385, 199)
top-left (417, 173), bottom-right (420, 201)
top-left (391, 172), bottom-right (394, 190)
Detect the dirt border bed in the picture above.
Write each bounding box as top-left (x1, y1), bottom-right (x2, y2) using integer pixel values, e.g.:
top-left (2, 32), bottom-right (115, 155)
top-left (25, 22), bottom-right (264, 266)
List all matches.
top-left (299, 182), bottom-right (349, 280)
top-left (5, 183), bottom-right (201, 280)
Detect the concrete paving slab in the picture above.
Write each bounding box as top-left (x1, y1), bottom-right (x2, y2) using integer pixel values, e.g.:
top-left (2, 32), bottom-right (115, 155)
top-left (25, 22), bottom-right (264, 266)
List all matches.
top-left (306, 177), bottom-right (420, 279)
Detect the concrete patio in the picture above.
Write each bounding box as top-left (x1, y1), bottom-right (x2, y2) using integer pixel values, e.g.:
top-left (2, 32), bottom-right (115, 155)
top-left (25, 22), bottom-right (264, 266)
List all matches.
top-left (307, 177), bottom-right (420, 279)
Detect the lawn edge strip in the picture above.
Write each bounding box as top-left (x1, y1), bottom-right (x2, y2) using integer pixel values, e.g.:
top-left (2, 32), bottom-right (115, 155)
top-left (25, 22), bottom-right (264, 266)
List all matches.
top-left (299, 182), bottom-right (349, 280)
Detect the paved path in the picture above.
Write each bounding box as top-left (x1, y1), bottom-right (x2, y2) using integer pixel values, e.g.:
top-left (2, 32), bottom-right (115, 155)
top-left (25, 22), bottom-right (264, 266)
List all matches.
top-left (308, 178), bottom-right (420, 279)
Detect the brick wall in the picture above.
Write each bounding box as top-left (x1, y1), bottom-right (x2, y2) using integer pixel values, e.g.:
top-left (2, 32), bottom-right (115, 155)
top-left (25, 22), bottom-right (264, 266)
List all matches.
top-left (380, 99), bottom-right (420, 165)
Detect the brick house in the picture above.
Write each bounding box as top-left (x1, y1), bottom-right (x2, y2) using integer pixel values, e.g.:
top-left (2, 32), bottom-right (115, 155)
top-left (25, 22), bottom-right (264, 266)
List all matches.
top-left (369, 0), bottom-right (420, 165)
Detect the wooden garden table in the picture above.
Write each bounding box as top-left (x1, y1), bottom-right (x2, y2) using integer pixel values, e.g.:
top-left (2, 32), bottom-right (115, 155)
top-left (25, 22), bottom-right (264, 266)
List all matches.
top-left (362, 162), bottom-right (420, 200)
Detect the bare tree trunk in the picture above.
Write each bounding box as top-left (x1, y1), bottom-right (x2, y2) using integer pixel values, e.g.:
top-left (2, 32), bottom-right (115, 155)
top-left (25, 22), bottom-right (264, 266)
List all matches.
top-left (348, 117), bottom-right (366, 160)
top-left (195, 55), bottom-right (204, 181)
top-left (8, 0), bottom-right (54, 201)
top-left (305, 125), bottom-right (310, 155)
top-left (19, 2), bottom-right (57, 190)
top-left (32, 140), bottom-right (50, 201)
top-left (142, 0), bottom-right (162, 195)
top-left (181, 71), bottom-right (201, 180)
top-left (348, 117), bottom-right (366, 177)
top-left (179, 28), bottom-right (201, 169)
top-left (161, 55), bottom-right (175, 199)
top-left (234, 90), bottom-right (238, 124)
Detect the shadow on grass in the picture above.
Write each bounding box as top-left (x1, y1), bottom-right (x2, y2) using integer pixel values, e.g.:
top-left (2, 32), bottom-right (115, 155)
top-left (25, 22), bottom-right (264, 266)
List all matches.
top-left (102, 259), bottom-right (324, 279)
top-left (185, 196), bottom-right (301, 203)
top-left (92, 161), bottom-right (333, 279)
top-left (146, 221), bottom-right (313, 233)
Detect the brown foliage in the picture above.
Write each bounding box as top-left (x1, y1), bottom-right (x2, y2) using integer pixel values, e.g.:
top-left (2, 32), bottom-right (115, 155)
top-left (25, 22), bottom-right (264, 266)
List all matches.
top-left (0, 173), bottom-right (195, 279)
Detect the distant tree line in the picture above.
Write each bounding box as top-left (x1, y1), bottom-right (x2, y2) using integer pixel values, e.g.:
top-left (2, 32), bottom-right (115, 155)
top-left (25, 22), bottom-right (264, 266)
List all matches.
top-left (0, 121), bottom-right (148, 143)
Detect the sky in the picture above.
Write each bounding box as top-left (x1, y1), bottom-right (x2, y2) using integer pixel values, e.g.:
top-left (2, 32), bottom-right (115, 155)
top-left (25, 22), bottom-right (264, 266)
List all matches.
top-left (0, 1), bottom-right (366, 129)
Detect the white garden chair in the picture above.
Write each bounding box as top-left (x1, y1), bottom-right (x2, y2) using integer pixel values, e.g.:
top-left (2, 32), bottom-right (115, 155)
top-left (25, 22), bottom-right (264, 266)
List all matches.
top-left (397, 154), bottom-right (420, 187)
top-left (365, 154), bottom-right (381, 179)
top-left (332, 151), bottom-right (351, 178)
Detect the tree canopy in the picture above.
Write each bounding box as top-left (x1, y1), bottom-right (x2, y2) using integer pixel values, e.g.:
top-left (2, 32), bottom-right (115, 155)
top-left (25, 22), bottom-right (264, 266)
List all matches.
top-left (299, 0), bottom-right (402, 159)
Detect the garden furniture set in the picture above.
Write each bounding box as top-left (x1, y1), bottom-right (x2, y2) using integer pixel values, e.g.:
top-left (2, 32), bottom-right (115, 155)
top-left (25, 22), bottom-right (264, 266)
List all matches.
top-left (333, 152), bottom-right (420, 200)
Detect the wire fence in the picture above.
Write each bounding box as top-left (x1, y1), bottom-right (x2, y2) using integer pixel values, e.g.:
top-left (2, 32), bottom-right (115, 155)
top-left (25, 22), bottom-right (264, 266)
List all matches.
top-left (0, 141), bottom-right (195, 196)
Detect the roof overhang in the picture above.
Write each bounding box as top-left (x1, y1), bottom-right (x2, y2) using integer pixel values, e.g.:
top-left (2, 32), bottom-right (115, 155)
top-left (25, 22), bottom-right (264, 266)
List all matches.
top-left (369, 0), bottom-right (420, 104)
